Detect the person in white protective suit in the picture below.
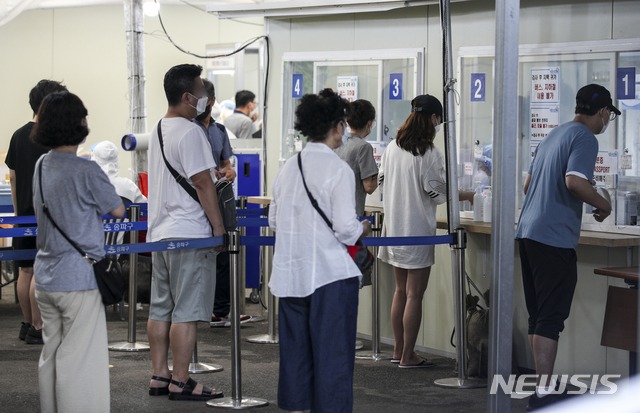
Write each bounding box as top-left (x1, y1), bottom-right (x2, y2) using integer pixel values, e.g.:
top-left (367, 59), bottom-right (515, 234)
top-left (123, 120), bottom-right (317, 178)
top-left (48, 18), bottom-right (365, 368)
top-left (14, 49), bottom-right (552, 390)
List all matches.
top-left (91, 141), bottom-right (147, 204)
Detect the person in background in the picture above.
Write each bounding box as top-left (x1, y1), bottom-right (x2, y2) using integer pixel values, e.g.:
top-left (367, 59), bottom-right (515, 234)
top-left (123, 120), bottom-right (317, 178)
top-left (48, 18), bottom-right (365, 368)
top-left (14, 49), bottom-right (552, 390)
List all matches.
top-left (334, 99), bottom-right (378, 217)
top-left (91, 141), bottom-right (147, 204)
top-left (515, 84), bottom-right (616, 412)
top-left (6, 79), bottom-right (68, 345)
top-left (378, 94), bottom-right (474, 368)
top-left (269, 89), bottom-right (370, 413)
top-left (193, 79), bottom-right (250, 327)
top-left (146, 64), bottom-right (225, 401)
top-left (31, 91), bottom-right (125, 413)
top-left (223, 90), bottom-right (258, 139)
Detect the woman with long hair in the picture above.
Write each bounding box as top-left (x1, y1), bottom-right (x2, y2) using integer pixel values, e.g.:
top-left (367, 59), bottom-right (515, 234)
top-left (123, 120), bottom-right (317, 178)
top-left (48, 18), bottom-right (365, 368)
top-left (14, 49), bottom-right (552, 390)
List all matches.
top-left (378, 94), bottom-right (473, 368)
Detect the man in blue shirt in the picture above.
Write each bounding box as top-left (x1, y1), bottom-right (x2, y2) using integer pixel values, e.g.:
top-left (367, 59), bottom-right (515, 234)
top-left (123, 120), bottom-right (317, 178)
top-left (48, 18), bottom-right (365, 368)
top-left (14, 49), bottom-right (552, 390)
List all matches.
top-left (515, 84), bottom-right (618, 411)
top-left (194, 79), bottom-right (250, 326)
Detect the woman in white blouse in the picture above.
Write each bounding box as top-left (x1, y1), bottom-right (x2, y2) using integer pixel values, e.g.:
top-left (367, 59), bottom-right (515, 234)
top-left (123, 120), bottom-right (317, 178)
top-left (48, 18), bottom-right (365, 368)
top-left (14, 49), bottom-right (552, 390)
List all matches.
top-left (269, 89), bottom-right (370, 413)
top-left (378, 94), bottom-right (473, 368)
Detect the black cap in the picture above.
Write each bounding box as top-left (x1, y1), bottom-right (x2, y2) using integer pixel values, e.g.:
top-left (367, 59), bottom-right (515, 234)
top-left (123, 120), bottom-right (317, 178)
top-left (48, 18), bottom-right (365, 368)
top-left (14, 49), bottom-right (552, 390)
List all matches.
top-left (576, 84), bottom-right (621, 116)
top-left (411, 94), bottom-right (443, 117)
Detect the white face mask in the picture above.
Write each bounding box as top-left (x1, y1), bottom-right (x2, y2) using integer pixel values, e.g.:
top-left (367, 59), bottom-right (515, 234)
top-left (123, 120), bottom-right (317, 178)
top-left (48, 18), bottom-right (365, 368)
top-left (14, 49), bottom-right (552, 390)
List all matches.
top-left (249, 102), bottom-right (259, 119)
top-left (598, 110), bottom-right (609, 135)
top-left (435, 123), bottom-right (441, 134)
top-left (341, 122), bottom-right (350, 144)
top-left (188, 93), bottom-right (208, 116)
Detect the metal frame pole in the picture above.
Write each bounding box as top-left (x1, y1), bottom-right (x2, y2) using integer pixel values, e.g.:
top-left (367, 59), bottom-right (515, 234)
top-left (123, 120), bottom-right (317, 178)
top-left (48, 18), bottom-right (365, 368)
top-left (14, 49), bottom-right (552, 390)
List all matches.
top-left (123, 0), bottom-right (147, 186)
top-left (209, 230), bottom-right (268, 409)
top-left (238, 197), bottom-right (247, 316)
top-left (488, 0), bottom-right (520, 411)
top-left (356, 212), bottom-right (391, 361)
top-left (247, 227), bottom-right (278, 344)
top-left (434, 0), bottom-right (485, 389)
top-left (109, 205), bottom-right (149, 352)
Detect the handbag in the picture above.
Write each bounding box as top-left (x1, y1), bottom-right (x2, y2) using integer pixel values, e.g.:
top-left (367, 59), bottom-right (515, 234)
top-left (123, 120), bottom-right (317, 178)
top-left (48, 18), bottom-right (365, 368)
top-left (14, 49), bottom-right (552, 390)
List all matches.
top-left (297, 153), bottom-right (374, 279)
top-left (37, 158), bottom-right (125, 305)
top-left (157, 120), bottom-right (238, 232)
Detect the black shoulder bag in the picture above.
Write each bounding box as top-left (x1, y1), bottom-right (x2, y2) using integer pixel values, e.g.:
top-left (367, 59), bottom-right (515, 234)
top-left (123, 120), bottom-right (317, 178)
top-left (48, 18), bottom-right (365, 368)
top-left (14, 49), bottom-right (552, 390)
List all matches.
top-left (297, 153), bottom-right (374, 281)
top-left (157, 121), bottom-right (237, 232)
top-left (38, 159), bottom-right (125, 305)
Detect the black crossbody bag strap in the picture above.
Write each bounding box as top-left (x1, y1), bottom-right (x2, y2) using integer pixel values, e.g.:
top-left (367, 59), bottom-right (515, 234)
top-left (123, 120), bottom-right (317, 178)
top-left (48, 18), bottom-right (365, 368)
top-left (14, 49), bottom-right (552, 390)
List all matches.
top-left (297, 153), bottom-right (334, 230)
top-left (38, 158), bottom-right (95, 263)
top-left (157, 120), bottom-right (200, 204)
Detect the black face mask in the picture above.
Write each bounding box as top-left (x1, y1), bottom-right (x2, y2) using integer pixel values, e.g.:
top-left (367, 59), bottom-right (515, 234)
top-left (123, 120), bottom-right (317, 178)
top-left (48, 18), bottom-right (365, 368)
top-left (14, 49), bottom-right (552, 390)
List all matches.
top-left (196, 103), bottom-right (212, 121)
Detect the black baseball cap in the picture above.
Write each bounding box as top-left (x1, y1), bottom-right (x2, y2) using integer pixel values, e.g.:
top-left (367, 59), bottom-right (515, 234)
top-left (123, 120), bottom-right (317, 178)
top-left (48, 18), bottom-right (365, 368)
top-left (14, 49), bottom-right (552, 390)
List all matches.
top-left (411, 94), bottom-right (443, 117)
top-left (576, 84), bottom-right (621, 116)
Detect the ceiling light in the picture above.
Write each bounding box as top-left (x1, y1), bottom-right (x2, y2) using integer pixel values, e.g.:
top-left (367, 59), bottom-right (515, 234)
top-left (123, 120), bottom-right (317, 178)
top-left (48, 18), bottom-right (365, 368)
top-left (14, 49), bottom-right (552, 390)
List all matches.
top-left (143, 1), bottom-right (159, 17)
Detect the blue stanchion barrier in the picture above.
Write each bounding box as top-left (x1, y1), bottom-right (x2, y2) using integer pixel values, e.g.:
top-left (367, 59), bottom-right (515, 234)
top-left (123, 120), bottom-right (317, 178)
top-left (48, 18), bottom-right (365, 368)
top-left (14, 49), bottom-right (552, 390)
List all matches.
top-left (236, 208), bottom-right (266, 217)
top-left (241, 235), bottom-right (276, 246)
top-left (0, 208), bottom-right (148, 225)
top-left (237, 218), bottom-right (269, 228)
top-left (0, 236), bottom-right (225, 262)
top-left (362, 234), bottom-right (454, 247)
top-left (0, 233), bottom-right (453, 261)
top-left (0, 221), bottom-right (149, 238)
top-left (0, 216), bottom-right (37, 225)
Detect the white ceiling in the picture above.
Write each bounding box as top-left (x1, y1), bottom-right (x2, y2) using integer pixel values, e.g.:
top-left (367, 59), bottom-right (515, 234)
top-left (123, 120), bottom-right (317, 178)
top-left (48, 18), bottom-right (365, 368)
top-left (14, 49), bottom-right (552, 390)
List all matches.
top-left (0, 0), bottom-right (288, 26)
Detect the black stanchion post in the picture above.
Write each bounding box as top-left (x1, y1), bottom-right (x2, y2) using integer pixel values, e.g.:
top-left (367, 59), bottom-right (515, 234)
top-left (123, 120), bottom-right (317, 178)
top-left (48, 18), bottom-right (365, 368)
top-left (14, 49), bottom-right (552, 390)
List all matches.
top-left (246, 224), bottom-right (278, 344)
top-left (356, 211), bottom-right (392, 361)
top-left (109, 205), bottom-right (150, 352)
top-left (208, 230), bottom-right (268, 409)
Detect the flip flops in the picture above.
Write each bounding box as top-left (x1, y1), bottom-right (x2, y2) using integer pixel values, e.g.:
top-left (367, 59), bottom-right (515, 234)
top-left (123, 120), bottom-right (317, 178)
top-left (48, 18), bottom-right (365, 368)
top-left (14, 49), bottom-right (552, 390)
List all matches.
top-left (390, 359), bottom-right (400, 364)
top-left (168, 377), bottom-right (224, 401)
top-left (398, 359), bottom-right (436, 369)
top-left (149, 376), bottom-right (171, 396)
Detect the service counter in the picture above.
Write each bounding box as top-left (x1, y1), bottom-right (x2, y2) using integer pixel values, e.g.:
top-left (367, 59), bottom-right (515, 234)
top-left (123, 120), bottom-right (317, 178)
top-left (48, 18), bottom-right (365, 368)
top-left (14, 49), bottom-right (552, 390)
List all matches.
top-left (249, 196), bottom-right (638, 378)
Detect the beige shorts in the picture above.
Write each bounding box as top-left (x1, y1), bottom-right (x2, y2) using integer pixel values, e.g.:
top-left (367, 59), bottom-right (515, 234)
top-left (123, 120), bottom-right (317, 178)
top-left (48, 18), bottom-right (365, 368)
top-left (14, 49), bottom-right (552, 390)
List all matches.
top-left (149, 242), bottom-right (219, 323)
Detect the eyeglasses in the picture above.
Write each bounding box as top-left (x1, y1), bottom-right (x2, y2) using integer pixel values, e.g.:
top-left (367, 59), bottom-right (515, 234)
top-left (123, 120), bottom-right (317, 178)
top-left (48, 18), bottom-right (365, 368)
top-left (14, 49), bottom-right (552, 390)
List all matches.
top-left (608, 110), bottom-right (617, 122)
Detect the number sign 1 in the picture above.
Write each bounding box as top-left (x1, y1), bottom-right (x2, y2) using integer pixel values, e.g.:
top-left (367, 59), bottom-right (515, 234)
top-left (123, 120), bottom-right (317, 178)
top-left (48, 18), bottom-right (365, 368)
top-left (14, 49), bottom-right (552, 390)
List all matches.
top-left (471, 73), bottom-right (485, 102)
top-left (617, 67), bottom-right (636, 100)
top-left (292, 74), bottom-right (303, 99)
top-left (389, 73), bottom-right (403, 100)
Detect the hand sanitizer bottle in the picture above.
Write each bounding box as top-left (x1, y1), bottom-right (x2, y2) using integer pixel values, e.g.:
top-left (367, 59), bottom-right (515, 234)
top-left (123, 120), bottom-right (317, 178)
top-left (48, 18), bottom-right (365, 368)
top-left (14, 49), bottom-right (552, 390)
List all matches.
top-left (483, 186), bottom-right (492, 223)
top-left (473, 184), bottom-right (484, 222)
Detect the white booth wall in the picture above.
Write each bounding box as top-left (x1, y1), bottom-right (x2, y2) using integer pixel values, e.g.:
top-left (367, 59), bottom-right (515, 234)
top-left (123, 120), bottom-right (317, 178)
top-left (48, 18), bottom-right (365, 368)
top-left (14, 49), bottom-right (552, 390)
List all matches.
top-left (0, 4), bottom-right (264, 175)
top-left (264, 0), bottom-right (640, 375)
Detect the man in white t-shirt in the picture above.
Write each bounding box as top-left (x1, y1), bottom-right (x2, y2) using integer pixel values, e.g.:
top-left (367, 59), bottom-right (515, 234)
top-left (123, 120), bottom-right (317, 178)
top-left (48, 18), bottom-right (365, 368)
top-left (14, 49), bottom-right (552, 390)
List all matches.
top-left (146, 64), bottom-right (226, 402)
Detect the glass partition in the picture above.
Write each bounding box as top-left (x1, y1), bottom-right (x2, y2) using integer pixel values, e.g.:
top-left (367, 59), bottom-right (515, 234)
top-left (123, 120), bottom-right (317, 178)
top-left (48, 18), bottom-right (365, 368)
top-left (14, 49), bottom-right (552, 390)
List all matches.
top-left (280, 49), bottom-right (424, 165)
top-left (458, 40), bottom-right (640, 233)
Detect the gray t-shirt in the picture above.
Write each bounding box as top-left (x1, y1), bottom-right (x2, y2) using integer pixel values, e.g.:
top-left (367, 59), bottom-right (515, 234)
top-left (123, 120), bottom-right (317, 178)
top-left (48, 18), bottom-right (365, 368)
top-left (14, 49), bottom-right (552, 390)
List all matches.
top-left (33, 151), bottom-right (122, 292)
top-left (334, 133), bottom-right (378, 216)
top-left (224, 111), bottom-right (253, 139)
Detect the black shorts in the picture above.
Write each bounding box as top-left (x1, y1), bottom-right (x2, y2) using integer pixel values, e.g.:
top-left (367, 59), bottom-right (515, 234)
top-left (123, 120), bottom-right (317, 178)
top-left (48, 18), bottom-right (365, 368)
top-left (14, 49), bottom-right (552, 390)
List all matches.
top-left (518, 238), bottom-right (577, 341)
top-left (13, 228), bottom-right (36, 268)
